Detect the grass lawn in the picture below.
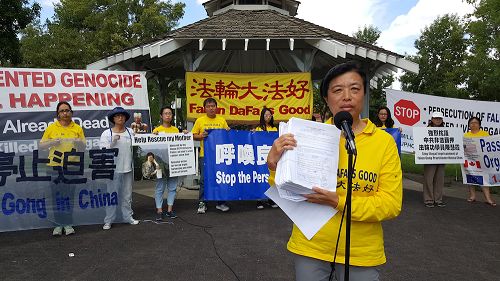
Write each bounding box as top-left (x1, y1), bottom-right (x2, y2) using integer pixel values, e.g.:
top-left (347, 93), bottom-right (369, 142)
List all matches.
top-left (401, 153), bottom-right (463, 180)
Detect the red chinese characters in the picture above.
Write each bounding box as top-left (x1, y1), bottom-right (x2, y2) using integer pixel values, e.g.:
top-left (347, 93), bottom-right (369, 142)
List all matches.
top-left (189, 78), bottom-right (309, 101)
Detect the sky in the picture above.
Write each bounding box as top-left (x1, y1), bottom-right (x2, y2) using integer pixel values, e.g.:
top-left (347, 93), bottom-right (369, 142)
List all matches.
top-left (39, 0), bottom-right (475, 56)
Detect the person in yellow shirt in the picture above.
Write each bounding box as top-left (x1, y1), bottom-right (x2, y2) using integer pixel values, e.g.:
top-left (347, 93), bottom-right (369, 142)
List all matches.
top-left (267, 62), bottom-right (402, 281)
top-left (255, 107), bottom-right (278, 132)
top-left (254, 107), bottom-right (278, 209)
top-left (191, 98), bottom-right (230, 214)
top-left (464, 117), bottom-right (496, 206)
top-left (40, 101), bottom-right (86, 237)
top-left (152, 106), bottom-right (181, 219)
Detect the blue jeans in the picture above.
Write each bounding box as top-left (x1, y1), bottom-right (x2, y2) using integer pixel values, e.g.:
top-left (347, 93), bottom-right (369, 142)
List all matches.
top-left (198, 157), bottom-right (225, 205)
top-left (198, 157), bottom-right (205, 201)
top-left (155, 176), bottom-right (179, 209)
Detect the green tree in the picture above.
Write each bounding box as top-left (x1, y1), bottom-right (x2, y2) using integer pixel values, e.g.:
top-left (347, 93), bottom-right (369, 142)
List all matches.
top-left (353, 25), bottom-right (392, 119)
top-left (21, 0), bottom-right (185, 69)
top-left (0, 0), bottom-right (40, 66)
top-left (465, 0), bottom-right (499, 101)
top-left (400, 14), bottom-right (468, 99)
top-left (353, 25), bottom-right (381, 45)
top-left (312, 82), bottom-right (328, 121)
top-left (368, 75), bottom-right (394, 119)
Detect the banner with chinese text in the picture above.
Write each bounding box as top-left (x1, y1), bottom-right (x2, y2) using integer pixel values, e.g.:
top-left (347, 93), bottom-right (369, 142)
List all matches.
top-left (413, 127), bottom-right (465, 164)
top-left (461, 135), bottom-right (500, 186)
top-left (203, 130), bottom-right (278, 200)
top-left (186, 72), bottom-right (313, 122)
top-left (386, 89), bottom-right (500, 153)
top-left (0, 144), bottom-right (132, 232)
top-left (0, 68), bottom-right (151, 232)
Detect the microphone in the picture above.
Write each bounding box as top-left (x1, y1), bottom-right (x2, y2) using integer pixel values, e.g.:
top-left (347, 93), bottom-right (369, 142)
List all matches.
top-left (334, 111), bottom-right (357, 155)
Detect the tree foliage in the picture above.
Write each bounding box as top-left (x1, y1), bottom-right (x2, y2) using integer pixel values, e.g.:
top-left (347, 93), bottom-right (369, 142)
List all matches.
top-left (0, 0), bottom-right (40, 66)
top-left (353, 25), bottom-right (381, 46)
top-left (20, 0), bottom-right (185, 69)
top-left (465, 0), bottom-right (499, 101)
top-left (353, 25), bottom-right (392, 119)
top-left (400, 14), bottom-right (468, 99)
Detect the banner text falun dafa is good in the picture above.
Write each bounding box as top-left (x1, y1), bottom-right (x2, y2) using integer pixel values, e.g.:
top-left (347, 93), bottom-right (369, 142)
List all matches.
top-left (186, 72), bottom-right (313, 122)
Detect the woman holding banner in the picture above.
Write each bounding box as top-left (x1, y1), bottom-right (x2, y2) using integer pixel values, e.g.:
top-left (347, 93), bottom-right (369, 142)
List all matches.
top-left (40, 101), bottom-right (86, 236)
top-left (99, 107), bottom-right (139, 230)
top-left (254, 107), bottom-right (278, 209)
top-left (464, 117), bottom-right (496, 207)
top-left (373, 106), bottom-right (395, 128)
top-left (267, 61), bottom-right (402, 281)
top-left (152, 106), bottom-right (181, 220)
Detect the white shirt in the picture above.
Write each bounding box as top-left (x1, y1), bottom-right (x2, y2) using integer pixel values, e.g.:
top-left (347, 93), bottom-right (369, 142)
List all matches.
top-left (99, 128), bottom-right (134, 173)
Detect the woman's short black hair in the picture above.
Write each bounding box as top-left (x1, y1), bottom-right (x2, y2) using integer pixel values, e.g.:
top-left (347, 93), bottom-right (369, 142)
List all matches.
top-left (468, 116), bottom-right (481, 127)
top-left (146, 152), bottom-right (154, 158)
top-left (320, 61), bottom-right (367, 98)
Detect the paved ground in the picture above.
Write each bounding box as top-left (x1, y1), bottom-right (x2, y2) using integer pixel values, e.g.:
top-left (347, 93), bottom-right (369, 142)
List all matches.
top-left (1, 176), bottom-right (499, 281)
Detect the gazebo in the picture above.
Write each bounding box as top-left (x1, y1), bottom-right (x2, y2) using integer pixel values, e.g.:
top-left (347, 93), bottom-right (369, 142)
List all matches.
top-left (87, 0), bottom-right (418, 118)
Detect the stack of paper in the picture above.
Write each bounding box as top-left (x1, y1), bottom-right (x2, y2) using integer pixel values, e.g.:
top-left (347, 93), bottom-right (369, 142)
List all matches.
top-left (275, 117), bottom-right (341, 201)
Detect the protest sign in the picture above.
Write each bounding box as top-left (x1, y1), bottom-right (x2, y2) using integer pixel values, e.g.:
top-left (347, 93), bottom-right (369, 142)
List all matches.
top-left (461, 135), bottom-right (500, 186)
top-left (186, 72), bottom-right (313, 122)
top-left (386, 89), bottom-right (500, 153)
top-left (413, 127), bottom-right (465, 164)
top-left (203, 130), bottom-right (278, 200)
top-left (132, 133), bottom-right (196, 178)
top-left (0, 68), bottom-right (150, 232)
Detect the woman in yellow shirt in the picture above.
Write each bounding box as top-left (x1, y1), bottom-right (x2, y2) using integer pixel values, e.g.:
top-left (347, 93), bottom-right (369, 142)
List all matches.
top-left (152, 106), bottom-right (181, 219)
top-left (40, 101), bottom-right (86, 236)
top-left (254, 107), bottom-right (278, 209)
top-left (464, 117), bottom-right (496, 206)
top-left (267, 62), bottom-right (402, 281)
top-left (255, 107), bottom-right (278, 132)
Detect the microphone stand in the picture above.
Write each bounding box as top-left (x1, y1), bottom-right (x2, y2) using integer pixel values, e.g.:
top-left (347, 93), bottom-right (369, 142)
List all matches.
top-left (344, 143), bottom-right (355, 281)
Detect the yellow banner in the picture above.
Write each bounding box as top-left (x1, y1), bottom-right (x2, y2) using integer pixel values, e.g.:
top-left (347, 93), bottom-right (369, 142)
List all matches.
top-left (186, 72), bottom-right (313, 122)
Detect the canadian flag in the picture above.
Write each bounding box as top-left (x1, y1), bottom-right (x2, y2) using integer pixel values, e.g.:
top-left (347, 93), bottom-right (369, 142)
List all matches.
top-left (464, 160), bottom-right (481, 168)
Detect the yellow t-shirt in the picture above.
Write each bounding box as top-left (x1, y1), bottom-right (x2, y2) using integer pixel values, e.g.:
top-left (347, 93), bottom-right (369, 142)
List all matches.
top-left (153, 125), bottom-right (180, 134)
top-left (191, 115), bottom-right (229, 157)
top-left (255, 125), bottom-right (278, 132)
top-left (41, 120), bottom-right (86, 166)
top-left (269, 118), bottom-right (402, 266)
top-left (464, 130), bottom-right (490, 138)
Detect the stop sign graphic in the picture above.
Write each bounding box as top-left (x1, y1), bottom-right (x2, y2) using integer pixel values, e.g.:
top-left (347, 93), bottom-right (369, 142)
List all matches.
top-left (393, 99), bottom-right (420, 126)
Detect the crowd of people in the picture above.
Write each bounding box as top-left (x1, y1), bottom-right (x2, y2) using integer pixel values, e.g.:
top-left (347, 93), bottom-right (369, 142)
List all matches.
top-left (37, 61), bottom-right (496, 281)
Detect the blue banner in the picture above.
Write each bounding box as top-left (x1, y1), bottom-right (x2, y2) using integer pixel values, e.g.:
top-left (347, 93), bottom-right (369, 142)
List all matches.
top-left (384, 128), bottom-right (402, 155)
top-left (0, 143), bottom-right (130, 232)
top-left (204, 130), bottom-right (278, 200)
